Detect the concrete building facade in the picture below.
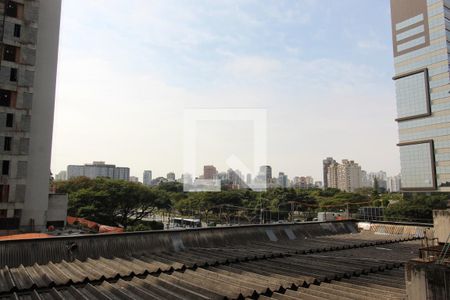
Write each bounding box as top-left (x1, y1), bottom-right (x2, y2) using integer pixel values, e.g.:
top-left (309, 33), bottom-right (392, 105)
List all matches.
top-left (203, 165), bottom-right (218, 180)
top-left (143, 170), bottom-right (152, 186)
top-left (258, 165), bottom-right (272, 185)
top-left (166, 172), bottom-right (175, 182)
top-left (0, 0), bottom-right (62, 231)
top-left (292, 176), bottom-right (314, 189)
top-left (326, 161), bottom-right (339, 190)
top-left (54, 170), bottom-right (67, 181)
top-left (277, 172), bottom-right (288, 188)
top-left (337, 160), bottom-right (362, 192)
top-left (322, 157), bottom-right (336, 189)
top-left (387, 174), bottom-right (402, 192)
top-left (327, 159), bottom-right (362, 192)
top-left (390, 0), bottom-right (450, 191)
top-left (368, 171), bottom-right (388, 191)
top-left (67, 161), bottom-right (130, 181)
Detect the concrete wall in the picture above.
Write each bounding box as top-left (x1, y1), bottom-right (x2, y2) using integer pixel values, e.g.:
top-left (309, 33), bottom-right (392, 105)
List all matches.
top-left (0, 221), bottom-right (358, 268)
top-left (406, 261), bottom-right (450, 300)
top-left (433, 209), bottom-right (450, 243)
top-left (21, 0), bottom-right (61, 231)
top-left (47, 193), bottom-right (68, 224)
top-left (357, 221), bottom-right (432, 237)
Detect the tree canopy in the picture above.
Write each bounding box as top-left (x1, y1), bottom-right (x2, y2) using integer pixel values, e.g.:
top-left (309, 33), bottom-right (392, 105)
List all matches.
top-left (57, 177), bottom-right (449, 229)
top-left (56, 177), bottom-right (170, 229)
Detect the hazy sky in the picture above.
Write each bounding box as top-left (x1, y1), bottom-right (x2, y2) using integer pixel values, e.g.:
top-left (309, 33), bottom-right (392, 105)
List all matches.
top-left (51, 0), bottom-right (398, 181)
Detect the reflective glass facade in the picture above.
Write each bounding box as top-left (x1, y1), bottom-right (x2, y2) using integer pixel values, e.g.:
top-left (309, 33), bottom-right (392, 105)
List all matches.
top-left (395, 70), bottom-right (429, 119)
top-left (390, 0), bottom-right (450, 191)
top-left (399, 142), bottom-right (435, 189)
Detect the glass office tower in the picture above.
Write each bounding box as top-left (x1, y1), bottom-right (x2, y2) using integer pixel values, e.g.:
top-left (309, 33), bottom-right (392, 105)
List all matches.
top-left (390, 0), bottom-right (450, 191)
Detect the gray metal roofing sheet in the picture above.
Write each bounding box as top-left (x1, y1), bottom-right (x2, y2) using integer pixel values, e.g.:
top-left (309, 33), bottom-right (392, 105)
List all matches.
top-left (0, 221), bottom-right (424, 299)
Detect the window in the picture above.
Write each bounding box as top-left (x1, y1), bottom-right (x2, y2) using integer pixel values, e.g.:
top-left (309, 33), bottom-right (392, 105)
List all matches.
top-left (399, 140), bottom-right (436, 190)
top-left (10, 68), bottom-right (17, 82)
top-left (394, 68), bottom-right (430, 121)
top-left (6, 114), bottom-right (13, 127)
top-left (2, 161), bottom-right (10, 176)
top-left (13, 209), bottom-right (21, 218)
top-left (0, 90), bottom-right (11, 107)
top-left (3, 45), bottom-right (17, 62)
top-left (0, 185), bottom-right (9, 202)
top-left (4, 137), bottom-right (11, 151)
top-left (13, 24), bottom-right (20, 38)
top-left (0, 210), bottom-right (6, 218)
top-left (5, 2), bottom-right (18, 18)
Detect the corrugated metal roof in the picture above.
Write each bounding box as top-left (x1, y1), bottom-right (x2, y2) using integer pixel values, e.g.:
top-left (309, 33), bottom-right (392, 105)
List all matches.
top-left (0, 221), bottom-right (422, 299)
top-left (0, 255), bottom-right (409, 299)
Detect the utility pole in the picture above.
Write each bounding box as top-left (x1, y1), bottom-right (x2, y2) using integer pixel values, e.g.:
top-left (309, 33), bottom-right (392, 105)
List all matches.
top-left (278, 204), bottom-right (280, 222)
top-left (260, 197), bottom-right (264, 224)
top-left (288, 201), bottom-right (294, 222)
top-left (260, 207), bottom-right (263, 224)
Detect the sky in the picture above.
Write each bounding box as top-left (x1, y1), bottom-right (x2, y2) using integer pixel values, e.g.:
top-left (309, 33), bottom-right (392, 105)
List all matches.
top-left (51, 0), bottom-right (399, 181)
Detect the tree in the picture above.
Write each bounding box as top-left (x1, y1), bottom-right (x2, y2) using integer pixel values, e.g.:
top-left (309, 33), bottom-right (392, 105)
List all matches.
top-left (384, 193), bottom-right (448, 222)
top-left (372, 178), bottom-right (379, 199)
top-left (65, 178), bottom-right (170, 229)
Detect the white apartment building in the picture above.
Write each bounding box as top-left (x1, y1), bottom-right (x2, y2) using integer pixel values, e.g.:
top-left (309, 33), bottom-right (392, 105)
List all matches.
top-left (387, 175), bottom-right (402, 192)
top-left (143, 170), bottom-right (152, 186)
top-left (67, 161), bottom-right (130, 181)
top-left (327, 159), bottom-right (362, 192)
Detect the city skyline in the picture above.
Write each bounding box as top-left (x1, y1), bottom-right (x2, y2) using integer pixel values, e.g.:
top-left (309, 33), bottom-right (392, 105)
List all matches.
top-left (58, 160), bottom-right (400, 188)
top-left (51, 1), bottom-right (399, 183)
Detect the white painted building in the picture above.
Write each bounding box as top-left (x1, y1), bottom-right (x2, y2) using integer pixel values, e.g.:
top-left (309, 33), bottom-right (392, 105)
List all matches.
top-left (387, 175), bottom-right (402, 192)
top-left (67, 161), bottom-right (130, 181)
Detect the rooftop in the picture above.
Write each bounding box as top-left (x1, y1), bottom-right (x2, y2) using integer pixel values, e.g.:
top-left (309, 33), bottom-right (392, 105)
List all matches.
top-left (0, 220), bottom-right (429, 299)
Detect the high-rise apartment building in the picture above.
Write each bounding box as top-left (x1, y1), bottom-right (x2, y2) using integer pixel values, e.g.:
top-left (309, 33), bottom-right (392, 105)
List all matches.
top-left (225, 168), bottom-right (243, 189)
top-left (387, 174), bottom-right (402, 192)
top-left (54, 170), bottom-right (67, 181)
top-left (327, 161), bottom-right (339, 189)
top-left (337, 160), bottom-right (362, 192)
top-left (360, 170), bottom-right (372, 188)
top-left (246, 173), bottom-right (252, 185)
top-left (143, 170), bottom-right (152, 186)
top-left (368, 171), bottom-right (388, 191)
top-left (327, 159), bottom-right (362, 192)
top-left (166, 172), bottom-right (175, 182)
top-left (390, 0), bottom-right (450, 191)
top-left (322, 157), bottom-right (336, 188)
top-left (217, 172), bottom-right (228, 182)
top-left (67, 161), bottom-right (130, 181)
top-left (203, 165), bottom-right (218, 180)
top-left (292, 176), bottom-right (314, 189)
top-left (258, 165), bottom-right (272, 184)
top-left (0, 0), bottom-right (62, 231)
top-left (277, 172), bottom-right (288, 188)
